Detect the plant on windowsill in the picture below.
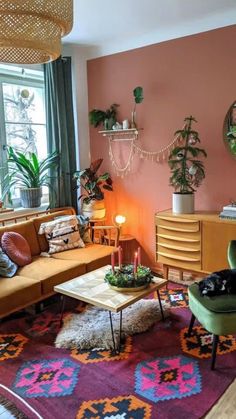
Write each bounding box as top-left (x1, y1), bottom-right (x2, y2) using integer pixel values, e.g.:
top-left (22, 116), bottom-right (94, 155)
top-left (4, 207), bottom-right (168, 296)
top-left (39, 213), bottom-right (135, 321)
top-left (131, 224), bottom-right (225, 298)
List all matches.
top-left (89, 104), bottom-right (119, 130)
top-left (73, 158), bottom-right (113, 219)
top-left (168, 116), bottom-right (207, 214)
top-left (2, 147), bottom-right (59, 208)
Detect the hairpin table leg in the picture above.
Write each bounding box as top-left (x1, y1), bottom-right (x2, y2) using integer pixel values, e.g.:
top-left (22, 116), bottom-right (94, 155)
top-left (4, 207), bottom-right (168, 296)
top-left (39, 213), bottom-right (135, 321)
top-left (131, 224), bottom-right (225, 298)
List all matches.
top-left (109, 310), bottom-right (123, 354)
top-left (59, 295), bottom-right (65, 328)
top-left (156, 289), bottom-right (165, 321)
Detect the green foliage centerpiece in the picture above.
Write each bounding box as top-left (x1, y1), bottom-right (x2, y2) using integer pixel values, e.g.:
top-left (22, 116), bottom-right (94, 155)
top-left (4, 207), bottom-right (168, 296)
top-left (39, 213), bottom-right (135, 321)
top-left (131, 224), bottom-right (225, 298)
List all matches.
top-left (105, 247), bottom-right (153, 292)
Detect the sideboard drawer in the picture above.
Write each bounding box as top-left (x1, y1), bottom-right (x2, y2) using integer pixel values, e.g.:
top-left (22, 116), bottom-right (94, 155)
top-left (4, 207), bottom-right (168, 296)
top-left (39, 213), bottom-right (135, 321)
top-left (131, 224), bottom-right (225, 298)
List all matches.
top-left (157, 251), bottom-right (201, 271)
top-left (157, 216), bottom-right (200, 233)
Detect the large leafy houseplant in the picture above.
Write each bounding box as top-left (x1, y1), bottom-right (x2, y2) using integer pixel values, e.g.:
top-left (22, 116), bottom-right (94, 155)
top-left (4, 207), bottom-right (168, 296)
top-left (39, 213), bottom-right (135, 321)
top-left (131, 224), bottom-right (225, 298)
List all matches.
top-left (89, 104), bottom-right (119, 130)
top-left (168, 116), bottom-right (207, 213)
top-left (2, 147), bottom-right (59, 208)
top-left (73, 158), bottom-right (113, 205)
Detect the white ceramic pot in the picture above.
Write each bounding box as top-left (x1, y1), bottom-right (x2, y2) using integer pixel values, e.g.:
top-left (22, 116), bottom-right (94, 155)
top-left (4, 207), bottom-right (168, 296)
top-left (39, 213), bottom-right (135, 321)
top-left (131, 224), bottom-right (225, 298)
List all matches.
top-left (82, 199), bottom-right (106, 220)
top-left (172, 192), bottom-right (194, 214)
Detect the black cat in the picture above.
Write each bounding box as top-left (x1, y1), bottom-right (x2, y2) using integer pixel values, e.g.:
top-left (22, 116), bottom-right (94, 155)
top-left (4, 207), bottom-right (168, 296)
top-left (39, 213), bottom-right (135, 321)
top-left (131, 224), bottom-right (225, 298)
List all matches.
top-left (198, 269), bottom-right (236, 296)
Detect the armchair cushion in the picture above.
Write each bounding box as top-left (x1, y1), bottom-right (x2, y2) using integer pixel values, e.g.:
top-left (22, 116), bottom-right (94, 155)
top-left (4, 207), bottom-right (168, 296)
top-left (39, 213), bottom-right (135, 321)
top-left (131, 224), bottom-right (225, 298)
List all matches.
top-left (189, 283), bottom-right (236, 313)
top-left (188, 283), bottom-right (236, 335)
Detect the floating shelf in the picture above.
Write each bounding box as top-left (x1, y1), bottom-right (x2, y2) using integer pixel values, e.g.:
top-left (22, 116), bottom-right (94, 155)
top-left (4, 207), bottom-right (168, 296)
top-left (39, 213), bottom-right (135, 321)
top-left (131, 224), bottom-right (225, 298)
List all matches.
top-left (99, 128), bottom-right (140, 141)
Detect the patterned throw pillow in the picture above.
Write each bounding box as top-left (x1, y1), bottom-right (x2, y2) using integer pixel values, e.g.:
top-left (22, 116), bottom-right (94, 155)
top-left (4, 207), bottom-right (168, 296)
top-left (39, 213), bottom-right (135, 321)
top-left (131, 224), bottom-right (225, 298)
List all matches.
top-left (38, 215), bottom-right (85, 254)
top-left (0, 247), bottom-right (18, 277)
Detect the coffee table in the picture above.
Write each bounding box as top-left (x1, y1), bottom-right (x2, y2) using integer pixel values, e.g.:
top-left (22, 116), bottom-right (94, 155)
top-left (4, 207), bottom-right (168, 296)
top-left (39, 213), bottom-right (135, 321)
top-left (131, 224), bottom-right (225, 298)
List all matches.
top-left (54, 265), bottom-right (167, 353)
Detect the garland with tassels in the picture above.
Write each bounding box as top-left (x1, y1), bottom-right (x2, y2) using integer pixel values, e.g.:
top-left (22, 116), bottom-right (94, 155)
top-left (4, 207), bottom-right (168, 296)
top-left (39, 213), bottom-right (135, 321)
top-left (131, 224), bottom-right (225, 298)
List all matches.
top-left (108, 126), bottom-right (185, 177)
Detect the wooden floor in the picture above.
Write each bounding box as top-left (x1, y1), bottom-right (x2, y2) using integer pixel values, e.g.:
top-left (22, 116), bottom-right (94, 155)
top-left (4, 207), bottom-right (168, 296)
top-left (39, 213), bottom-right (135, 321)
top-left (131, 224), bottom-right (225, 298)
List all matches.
top-left (0, 404), bottom-right (15, 419)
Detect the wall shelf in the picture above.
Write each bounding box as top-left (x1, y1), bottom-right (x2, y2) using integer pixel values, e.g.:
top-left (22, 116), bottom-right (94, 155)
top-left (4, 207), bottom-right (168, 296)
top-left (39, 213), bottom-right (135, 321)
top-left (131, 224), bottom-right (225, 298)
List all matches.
top-left (99, 128), bottom-right (139, 141)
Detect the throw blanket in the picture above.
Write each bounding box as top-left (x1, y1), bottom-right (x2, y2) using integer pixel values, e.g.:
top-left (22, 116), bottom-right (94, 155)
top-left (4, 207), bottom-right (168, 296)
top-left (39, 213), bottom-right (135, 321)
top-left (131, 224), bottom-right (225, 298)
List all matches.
top-left (198, 269), bottom-right (236, 296)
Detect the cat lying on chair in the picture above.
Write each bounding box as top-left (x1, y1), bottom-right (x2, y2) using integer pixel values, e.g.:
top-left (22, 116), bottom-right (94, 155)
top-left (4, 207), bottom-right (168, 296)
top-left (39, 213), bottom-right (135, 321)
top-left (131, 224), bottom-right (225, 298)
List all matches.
top-left (198, 269), bottom-right (236, 296)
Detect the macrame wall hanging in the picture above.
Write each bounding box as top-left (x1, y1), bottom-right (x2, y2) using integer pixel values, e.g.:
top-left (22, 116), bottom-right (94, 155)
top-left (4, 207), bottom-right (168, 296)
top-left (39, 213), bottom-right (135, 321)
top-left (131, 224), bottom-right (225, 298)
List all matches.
top-left (101, 128), bottom-right (184, 177)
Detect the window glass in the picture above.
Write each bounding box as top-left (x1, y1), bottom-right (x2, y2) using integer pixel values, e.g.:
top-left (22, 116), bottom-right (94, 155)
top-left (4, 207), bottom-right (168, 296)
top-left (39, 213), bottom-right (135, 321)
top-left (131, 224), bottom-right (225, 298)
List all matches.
top-left (0, 65), bottom-right (48, 205)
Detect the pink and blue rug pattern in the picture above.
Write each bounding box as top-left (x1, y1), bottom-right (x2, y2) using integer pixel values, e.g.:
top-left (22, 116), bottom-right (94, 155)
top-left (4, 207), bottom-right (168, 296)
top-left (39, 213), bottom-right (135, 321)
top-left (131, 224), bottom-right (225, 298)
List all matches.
top-left (0, 284), bottom-right (235, 419)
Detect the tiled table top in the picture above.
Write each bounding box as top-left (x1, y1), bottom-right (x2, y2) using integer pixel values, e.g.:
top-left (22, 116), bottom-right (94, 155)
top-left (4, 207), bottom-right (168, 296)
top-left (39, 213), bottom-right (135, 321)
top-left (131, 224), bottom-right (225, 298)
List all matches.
top-left (54, 265), bottom-right (167, 312)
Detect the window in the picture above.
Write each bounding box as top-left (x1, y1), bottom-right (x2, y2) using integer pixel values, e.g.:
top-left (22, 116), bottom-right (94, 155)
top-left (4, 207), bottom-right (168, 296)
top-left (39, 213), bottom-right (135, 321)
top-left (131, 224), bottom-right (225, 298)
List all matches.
top-left (0, 64), bottom-right (48, 207)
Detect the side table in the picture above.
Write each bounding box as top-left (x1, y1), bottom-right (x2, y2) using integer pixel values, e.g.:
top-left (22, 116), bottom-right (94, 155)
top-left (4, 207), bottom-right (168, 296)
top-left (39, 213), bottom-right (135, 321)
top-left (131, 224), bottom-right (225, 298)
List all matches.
top-left (104, 233), bottom-right (136, 264)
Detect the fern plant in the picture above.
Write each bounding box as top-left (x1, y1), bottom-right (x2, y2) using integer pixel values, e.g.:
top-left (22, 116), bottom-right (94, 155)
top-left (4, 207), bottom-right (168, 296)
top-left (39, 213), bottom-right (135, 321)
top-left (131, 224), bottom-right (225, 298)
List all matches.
top-left (168, 116), bottom-right (207, 193)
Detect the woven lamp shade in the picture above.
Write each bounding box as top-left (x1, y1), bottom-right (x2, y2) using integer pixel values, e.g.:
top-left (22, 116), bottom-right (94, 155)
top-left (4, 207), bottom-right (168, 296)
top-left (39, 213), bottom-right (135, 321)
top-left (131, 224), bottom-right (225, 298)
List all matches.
top-left (0, 0), bottom-right (73, 64)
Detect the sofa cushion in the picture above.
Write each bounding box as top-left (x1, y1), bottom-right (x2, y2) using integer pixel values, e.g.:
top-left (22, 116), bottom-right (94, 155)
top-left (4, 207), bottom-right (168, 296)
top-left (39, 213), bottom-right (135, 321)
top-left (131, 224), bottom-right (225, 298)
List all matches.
top-left (0, 220), bottom-right (40, 256)
top-left (33, 209), bottom-right (76, 253)
top-left (18, 256), bottom-right (86, 294)
top-left (51, 243), bottom-right (117, 272)
top-left (2, 232), bottom-right (32, 266)
top-left (0, 276), bottom-right (41, 318)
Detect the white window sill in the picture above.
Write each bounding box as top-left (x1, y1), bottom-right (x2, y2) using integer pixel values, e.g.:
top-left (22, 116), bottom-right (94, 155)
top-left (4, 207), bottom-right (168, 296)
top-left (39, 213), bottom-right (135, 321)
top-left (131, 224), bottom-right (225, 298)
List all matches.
top-left (0, 203), bottom-right (49, 220)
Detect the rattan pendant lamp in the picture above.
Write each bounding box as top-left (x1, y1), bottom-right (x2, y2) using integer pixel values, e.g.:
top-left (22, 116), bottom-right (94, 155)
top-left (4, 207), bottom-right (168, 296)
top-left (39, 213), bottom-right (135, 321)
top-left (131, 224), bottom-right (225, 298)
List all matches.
top-left (0, 0), bottom-right (73, 64)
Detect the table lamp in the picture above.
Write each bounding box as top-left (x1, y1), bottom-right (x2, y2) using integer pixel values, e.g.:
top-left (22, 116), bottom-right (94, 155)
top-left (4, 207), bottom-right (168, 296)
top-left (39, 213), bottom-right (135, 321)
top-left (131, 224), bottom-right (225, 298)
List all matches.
top-left (114, 214), bottom-right (126, 234)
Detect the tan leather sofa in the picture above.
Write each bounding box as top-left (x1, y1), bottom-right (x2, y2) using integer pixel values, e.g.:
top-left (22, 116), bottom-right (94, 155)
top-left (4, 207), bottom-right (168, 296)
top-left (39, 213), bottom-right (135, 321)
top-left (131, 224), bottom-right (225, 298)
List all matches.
top-left (0, 207), bottom-right (118, 319)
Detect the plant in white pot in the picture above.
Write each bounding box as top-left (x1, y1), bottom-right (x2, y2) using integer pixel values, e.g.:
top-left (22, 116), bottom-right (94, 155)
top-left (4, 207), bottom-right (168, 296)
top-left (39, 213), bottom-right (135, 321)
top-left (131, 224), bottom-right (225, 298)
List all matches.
top-left (73, 158), bottom-right (113, 219)
top-left (2, 147), bottom-right (59, 208)
top-left (168, 116), bottom-right (207, 214)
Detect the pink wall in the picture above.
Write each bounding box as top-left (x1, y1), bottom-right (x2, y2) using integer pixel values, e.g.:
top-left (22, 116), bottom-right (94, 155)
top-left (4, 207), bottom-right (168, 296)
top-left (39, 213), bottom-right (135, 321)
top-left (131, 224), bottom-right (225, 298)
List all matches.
top-left (87, 25), bottom-right (236, 269)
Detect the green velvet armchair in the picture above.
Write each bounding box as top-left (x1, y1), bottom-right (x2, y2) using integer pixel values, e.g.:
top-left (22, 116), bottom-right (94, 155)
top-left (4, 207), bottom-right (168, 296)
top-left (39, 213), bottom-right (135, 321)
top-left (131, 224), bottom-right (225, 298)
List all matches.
top-left (187, 240), bottom-right (236, 370)
top-left (228, 240), bottom-right (236, 269)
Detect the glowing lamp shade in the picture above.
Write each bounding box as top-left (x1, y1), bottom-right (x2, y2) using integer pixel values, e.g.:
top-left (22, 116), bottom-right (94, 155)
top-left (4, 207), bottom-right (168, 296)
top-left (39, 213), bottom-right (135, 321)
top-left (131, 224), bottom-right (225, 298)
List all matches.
top-left (0, 0), bottom-right (73, 64)
top-left (115, 215), bottom-right (126, 227)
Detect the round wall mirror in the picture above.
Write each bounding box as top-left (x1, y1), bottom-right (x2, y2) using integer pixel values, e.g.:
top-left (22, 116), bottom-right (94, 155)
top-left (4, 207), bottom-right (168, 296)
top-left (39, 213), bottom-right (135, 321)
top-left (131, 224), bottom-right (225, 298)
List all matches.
top-left (223, 101), bottom-right (236, 157)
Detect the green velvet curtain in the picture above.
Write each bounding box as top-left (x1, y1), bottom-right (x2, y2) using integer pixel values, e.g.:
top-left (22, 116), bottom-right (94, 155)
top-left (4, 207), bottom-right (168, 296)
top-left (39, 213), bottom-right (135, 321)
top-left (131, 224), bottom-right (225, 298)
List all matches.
top-left (44, 56), bottom-right (77, 210)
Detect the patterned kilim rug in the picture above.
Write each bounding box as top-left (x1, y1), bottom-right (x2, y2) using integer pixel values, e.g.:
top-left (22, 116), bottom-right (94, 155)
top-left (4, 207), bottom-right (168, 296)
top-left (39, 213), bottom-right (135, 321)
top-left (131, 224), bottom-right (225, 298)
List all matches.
top-left (0, 283), bottom-right (235, 419)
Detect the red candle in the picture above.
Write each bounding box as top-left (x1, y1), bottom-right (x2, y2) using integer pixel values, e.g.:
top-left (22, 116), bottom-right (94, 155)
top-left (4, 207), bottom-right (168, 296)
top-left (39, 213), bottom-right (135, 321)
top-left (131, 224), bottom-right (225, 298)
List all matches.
top-left (134, 251), bottom-right (138, 274)
top-left (137, 247), bottom-right (141, 265)
top-left (111, 252), bottom-right (115, 272)
top-left (118, 246), bottom-right (122, 268)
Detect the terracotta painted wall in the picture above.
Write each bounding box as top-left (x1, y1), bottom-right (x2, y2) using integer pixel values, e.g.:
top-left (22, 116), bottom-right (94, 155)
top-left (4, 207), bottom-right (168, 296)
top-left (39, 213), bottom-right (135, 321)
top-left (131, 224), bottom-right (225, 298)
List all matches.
top-left (87, 25), bottom-right (236, 269)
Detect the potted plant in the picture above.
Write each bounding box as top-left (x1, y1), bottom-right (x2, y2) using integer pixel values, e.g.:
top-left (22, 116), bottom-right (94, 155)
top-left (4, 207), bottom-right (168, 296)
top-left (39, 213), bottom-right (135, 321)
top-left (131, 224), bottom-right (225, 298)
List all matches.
top-left (89, 104), bottom-right (119, 130)
top-left (131, 86), bottom-right (144, 128)
top-left (2, 147), bottom-right (59, 208)
top-left (73, 158), bottom-right (113, 219)
top-left (168, 116), bottom-right (207, 214)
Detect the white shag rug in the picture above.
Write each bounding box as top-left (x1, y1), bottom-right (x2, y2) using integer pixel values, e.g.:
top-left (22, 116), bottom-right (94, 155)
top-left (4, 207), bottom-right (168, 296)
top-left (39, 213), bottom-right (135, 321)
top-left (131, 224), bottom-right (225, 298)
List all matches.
top-left (55, 299), bottom-right (169, 350)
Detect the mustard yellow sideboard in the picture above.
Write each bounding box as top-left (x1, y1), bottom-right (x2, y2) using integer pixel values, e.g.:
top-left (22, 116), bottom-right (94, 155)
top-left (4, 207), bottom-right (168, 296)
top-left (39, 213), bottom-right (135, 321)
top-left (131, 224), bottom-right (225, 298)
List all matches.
top-left (155, 210), bottom-right (236, 278)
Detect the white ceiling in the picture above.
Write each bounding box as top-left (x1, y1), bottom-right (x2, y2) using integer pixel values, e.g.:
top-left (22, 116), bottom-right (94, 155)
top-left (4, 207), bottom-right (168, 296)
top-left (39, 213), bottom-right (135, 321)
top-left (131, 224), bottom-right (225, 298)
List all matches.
top-left (64, 0), bottom-right (236, 58)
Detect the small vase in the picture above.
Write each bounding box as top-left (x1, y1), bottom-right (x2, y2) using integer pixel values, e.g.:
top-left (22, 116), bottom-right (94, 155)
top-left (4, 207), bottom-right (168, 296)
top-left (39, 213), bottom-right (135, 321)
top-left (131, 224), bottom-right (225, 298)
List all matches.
top-left (131, 111), bottom-right (136, 128)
